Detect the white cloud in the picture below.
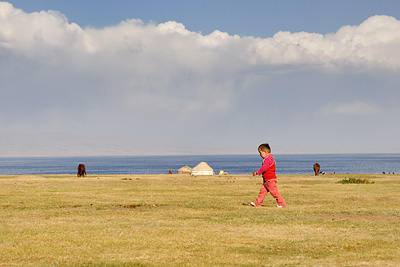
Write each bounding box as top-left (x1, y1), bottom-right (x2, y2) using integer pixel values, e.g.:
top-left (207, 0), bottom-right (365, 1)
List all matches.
top-left (248, 15), bottom-right (400, 68)
top-left (2, 2), bottom-right (400, 69)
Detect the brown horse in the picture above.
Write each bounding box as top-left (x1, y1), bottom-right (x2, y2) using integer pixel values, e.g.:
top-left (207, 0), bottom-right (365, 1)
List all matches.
top-left (77, 164), bottom-right (86, 177)
top-left (313, 163), bottom-right (320, 176)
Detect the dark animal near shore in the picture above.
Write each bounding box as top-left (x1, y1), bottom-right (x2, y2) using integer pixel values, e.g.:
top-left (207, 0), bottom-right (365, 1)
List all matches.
top-left (313, 163), bottom-right (320, 176)
top-left (77, 164), bottom-right (86, 177)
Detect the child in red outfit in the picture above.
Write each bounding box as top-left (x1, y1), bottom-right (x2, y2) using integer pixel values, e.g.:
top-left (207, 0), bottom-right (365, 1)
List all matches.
top-left (251, 143), bottom-right (287, 208)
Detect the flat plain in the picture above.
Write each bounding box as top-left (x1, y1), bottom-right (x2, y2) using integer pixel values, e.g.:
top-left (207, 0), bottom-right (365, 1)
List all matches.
top-left (0, 173), bottom-right (399, 266)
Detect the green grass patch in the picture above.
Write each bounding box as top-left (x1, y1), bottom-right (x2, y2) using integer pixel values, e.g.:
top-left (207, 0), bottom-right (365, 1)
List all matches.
top-left (337, 177), bottom-right (375, 184)
top-left (0, 173), bottom-right (399, 266)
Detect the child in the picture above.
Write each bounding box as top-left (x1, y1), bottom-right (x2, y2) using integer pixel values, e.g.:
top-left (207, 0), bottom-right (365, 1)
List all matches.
top-left (251, 143), bottom-right (287, 208)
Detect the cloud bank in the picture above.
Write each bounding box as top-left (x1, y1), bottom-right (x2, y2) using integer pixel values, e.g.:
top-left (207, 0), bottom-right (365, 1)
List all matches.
top-left (0, 2), bottom-right (399, 156)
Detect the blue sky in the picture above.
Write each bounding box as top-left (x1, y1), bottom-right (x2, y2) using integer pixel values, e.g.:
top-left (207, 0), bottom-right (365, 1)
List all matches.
top-left (8, 0), bottom-right (400, 37)
top-left (1, 1), bottom-right (400, 156)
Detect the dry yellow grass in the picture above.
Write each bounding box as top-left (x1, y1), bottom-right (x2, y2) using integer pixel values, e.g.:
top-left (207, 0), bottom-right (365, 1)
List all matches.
top-left (0, 173), bottom-right (399, 266)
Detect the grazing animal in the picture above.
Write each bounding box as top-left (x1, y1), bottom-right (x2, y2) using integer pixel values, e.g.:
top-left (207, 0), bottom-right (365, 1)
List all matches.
top-left (313, 163), bottom-right (320, 176)
top-left (77, 164), bottom-right (86, 177)
top-left (168, 169), bottom-right (173, 174)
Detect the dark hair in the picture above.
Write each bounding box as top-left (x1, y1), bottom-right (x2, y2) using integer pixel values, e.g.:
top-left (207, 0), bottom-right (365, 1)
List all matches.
top-left (258, 143), bottom-right (271, 152)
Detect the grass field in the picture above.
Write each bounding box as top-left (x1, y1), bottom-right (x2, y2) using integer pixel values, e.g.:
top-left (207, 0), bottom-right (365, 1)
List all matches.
top-left (0, 173), bottom-right (399, 266)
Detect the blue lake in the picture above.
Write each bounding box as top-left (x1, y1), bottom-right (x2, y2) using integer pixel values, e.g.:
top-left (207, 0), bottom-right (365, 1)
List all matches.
top-left (0, 154), bottom-right (398, 175)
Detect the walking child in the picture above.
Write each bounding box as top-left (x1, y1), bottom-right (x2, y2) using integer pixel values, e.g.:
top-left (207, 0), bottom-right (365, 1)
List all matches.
top-left (251, 143), bottom-right (287, 208)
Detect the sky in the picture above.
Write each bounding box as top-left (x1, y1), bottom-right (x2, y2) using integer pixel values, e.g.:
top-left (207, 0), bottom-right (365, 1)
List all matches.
top-left (1, 0), bottom-right (400, 156)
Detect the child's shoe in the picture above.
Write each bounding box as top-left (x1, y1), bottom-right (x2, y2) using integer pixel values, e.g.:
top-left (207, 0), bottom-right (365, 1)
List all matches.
top-left (276, 205), bottom-right (286, 208)
top-left (250, 202), bottom-right (257, 207)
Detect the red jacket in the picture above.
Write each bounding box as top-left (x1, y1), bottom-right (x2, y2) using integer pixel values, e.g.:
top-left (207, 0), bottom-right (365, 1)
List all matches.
top-left (256, 154), bottom-right (276, 180)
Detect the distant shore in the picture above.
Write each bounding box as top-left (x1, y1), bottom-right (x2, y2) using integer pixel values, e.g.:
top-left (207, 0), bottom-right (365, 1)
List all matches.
top-left (1, 173), bottom-right (397, 178)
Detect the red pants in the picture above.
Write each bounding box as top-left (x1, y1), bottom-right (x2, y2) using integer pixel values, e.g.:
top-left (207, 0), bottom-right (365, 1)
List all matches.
top-left (254, 179), bottom-right (286, 207)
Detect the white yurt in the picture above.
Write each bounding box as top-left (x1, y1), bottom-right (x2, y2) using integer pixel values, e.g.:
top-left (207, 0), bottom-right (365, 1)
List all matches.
top-left (191, 162), bottom-right (214, 176)
top-left (177, 165), bottom-right (192, 174)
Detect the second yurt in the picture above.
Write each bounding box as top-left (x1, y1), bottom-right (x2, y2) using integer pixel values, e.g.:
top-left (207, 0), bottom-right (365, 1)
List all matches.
top-left (177, 165), bottom-right (192, 174)
top-left (191, 162), bottom-right (214, 176)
